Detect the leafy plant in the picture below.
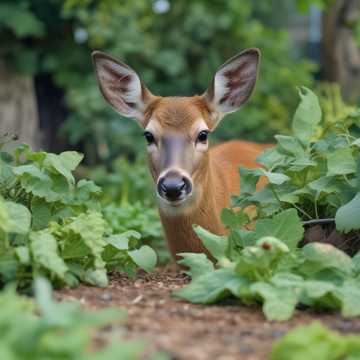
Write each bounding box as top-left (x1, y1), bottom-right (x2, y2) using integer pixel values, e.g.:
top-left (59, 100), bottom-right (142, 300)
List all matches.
top-left (0, 277), bottom-right (156, 360)
top-left (271, 321), bottom-right (360, 360)
top-left (174, 88), bottom-right (360, 321)
top-left (0, 138), bottom-right (157, 289)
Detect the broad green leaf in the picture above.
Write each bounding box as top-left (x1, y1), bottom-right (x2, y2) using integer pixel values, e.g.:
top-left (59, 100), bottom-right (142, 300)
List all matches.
top-left (271, 322), bottom-right (360, 360)
top-left (31, 197), bottom-right (51, 230)
top-left (301, 243), bottom-right (353, 277)
top-left (239, 167), bottom-right (261, 194)
top-left (335, 192), bottom-right (360, 233)
top-left (173, 268), bottom-right (247, 304)
top-left (30, 230), bottom-right (68, 279)
top-left (5, 201), bottom-right (31, 234)
top-left (177, 253), bottom-right (214, 279)
top-left (128, 245), bottom-right (157, 272)
top-left (251, 282), bottom-right (298, 321)
top-left (44, 151), bottom-right (83, 185)
top-left (106, 231), bottom-right (141, 250)
top-left (256, 147), bottom-right (287, 170)
top-left (292, 87), bottom-right (322, 146)
top-left (327, 148), bottom-right (356, 176)
top-left (15, 246), bottom-right (30, 265)
top-left (84, 268), bottom-right (108, 287)
top-left (259, 169), bottom-right (290, 185)
top-left (255, 209), bottom-right (304, 251)
top-left (193, 225), bottom-right (228, 262)
top-left (335, 280), bottom-right (360, 317)
top-left (220, 208), bottom-right (249, 229)
top-left (275, 135), bottom-right (305, 156)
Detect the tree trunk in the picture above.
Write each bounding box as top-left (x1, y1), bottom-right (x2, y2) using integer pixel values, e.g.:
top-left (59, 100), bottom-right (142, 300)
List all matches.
top-left (322, 0), bottom-right (360, 102)
top-left (0, 61), bottom-right (41, 149)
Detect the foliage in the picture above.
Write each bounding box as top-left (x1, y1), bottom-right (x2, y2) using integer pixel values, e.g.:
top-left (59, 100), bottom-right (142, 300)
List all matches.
top-left (0, 0), bottom-right (314, 162)
top-left (0, 277), bottom-right (156, 360)
top-left (173, 88), bottom-right (360, 321)
top-left (271, 321), bottom-right (360, 360)
top-left (174, 209), bottom-right (360, 321)
top-left (0, 137), bottom-right (157, 289)
top-left (233, 87), bottom-right (360, 226)
top-left (82, 157), bottom-right (169, 264)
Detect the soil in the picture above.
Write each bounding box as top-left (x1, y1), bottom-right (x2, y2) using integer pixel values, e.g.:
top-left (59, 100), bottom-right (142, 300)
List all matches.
top-left (57, 264), bottom-right (360, 360)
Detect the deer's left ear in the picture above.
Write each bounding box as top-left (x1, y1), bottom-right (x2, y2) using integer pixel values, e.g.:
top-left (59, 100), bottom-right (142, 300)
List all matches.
top-left (203, 48), bottom-right (260, 124)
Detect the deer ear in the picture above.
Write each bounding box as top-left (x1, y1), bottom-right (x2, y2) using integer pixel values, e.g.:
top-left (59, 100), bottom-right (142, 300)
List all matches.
top-left (204, 48), bottom-right (260, 122)
top-left (92, 51), bottom-right (154, 126)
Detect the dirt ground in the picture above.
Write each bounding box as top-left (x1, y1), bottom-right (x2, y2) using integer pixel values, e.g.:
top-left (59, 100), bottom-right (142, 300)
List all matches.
top-left (58, 265), bottom-right (360, 360)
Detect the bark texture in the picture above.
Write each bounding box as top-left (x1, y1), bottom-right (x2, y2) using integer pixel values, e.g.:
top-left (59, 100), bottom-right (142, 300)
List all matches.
top-left (0, 61), bottom-right (40, 149)
top-left (322, 0), bottom-right (360, 102)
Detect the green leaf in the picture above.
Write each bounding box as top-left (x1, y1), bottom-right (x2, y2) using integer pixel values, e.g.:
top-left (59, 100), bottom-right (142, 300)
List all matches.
top-left (44, 151), bottom-right (83, 185)
top-left (173, 268), bottom-right (247, 304)
top-left (177, 253), bottom-right (214, 280)
top-left (30, 230), bottom-right (68, 279)
top-left (271, 322), bottom-right (360, 360)
top-left (193, 225), bottom-right (228, 262)
top-left (259, 169), bottom-right (290, 185)
top-left (4, 201), bottom-right (31, 234)
top-left (220, 208), bottom-right (249, 229)
top-left (106, 231), bottom-right (141, 250)
top-left (301, 243), bottom-right (353, 277)
top-left (275, 135), bottom-right (305, 156)
top-left (327, 148), bottom-right (356, 176)
top-left (128, 245), bottom-right (157, 273)
top-left (251, 282), bottom-right (298, 321)
top-left (292, 87), bottom-right (322, 146)
top-left (239, 167), bottom-right (261, 194)
top-left (255, 209), bottom-right (304, 251)
top-left (335, 192), bottom-right (360, 233)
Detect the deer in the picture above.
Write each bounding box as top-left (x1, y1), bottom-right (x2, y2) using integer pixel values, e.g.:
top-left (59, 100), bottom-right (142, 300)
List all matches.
top-left (92, 48), bottom-right (269, 259)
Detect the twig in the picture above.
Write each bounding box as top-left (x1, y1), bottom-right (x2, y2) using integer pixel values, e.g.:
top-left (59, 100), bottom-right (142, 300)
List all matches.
top-left (302, 218), bottom-right (335, 226)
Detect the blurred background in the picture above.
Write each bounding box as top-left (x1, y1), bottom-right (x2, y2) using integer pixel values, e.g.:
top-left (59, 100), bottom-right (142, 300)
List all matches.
top-left (0, 0), bottom-right (359, 191)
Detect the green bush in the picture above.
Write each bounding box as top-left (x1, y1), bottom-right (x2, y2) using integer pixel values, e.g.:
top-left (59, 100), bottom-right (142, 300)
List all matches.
top-left (0, 137), bottom-right (157, 289)
top-left (0, 0), bottom-right (314, 162)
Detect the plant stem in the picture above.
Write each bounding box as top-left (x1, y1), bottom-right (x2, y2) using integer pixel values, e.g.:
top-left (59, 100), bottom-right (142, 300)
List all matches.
top-left (292, 204), bottom-right (312, 220)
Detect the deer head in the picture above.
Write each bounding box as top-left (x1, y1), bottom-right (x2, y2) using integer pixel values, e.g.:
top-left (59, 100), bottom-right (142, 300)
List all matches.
top-left (92, 49), bottom-right (260, 216)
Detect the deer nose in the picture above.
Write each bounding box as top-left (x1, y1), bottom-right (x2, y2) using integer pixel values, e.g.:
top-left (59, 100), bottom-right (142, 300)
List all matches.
top-left (157, 176), bottom-right (191, 201)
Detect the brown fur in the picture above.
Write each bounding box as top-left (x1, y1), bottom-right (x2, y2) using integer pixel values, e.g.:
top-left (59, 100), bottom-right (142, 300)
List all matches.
top-left (146, 97), bottom-right (270, 259)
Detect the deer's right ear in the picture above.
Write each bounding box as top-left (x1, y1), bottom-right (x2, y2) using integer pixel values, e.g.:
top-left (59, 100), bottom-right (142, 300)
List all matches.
top-left (92, 51), bottom-right (154, 126)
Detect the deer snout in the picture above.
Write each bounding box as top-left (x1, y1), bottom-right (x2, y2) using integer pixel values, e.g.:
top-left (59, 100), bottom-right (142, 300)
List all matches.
top-left (157, 172), bottom-right (192, 203)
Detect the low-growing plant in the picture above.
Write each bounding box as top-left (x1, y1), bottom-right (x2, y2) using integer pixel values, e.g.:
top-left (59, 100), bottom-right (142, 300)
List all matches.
top-left (174, 88), bottom-right (360, 321)
top-left (0, 277), bottom-right (158, 359)
top-left (0, 138), bottom-right (157, 289)
top-left (271, 321), bottom-right (360, 360)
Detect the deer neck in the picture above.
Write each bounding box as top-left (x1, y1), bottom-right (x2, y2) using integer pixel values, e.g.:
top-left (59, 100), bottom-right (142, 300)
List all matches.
top-left (158, 157), bottom-right (228, 258)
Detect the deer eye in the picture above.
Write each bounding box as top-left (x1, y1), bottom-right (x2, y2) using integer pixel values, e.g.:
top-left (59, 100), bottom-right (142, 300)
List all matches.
top-left (143, 131), bottom-right (155, 145)
top-left (197, 130), bottom-right (209, 144)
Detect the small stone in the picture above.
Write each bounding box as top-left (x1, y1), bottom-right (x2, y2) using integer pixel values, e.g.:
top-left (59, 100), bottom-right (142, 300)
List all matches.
top-left (271, 330), bottom-right (285, 338)
top-left (100, 292), bottom-right (112, 301)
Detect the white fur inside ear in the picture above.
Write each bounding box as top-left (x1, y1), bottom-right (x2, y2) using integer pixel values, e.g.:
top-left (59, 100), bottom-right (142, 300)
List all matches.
top-left (208, 50), bottom-right (259, 115)
top-left (96, 57), bottom-right (144, 119)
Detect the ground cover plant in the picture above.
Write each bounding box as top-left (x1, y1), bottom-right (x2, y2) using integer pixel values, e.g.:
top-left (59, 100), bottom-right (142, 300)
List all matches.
top-left (0, 138), bottom-right (157, 289)
top-left (0, 277), bottom-right (160, 360)
top-left (174, 88), bottom-right (360, 321)
top-left (271, 321), bottom-right (360, 360)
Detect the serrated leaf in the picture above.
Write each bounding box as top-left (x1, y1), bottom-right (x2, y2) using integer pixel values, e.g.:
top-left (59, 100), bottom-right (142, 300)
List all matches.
top-left (259, 169), bottom-right (290, 185)
top-left (128, 245), bottom-right (157, 272)
top-left (292, 87), bottom-right (322, 146)
top-left (275, 135), bottom-right (305, 156)
top-left (30, 230), bottom-right (68, 279)
top-left (177, 253), bottom-right (214, 279)
top-left (255, 209), bottom-right (304, 251)
top-left (335, 192), bottom-right (360, 233)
